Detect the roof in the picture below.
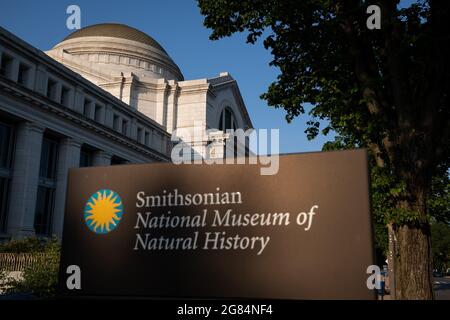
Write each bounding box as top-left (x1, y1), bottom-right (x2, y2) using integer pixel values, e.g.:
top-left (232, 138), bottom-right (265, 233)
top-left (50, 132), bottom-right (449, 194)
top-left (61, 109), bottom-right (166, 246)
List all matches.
top-left (62, 23), bottom-right (168, 54)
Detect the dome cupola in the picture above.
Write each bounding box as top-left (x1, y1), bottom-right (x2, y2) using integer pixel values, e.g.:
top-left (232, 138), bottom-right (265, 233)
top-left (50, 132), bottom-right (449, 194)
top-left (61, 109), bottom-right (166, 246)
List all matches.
top-left (51, 23), bottom-right (183, 81)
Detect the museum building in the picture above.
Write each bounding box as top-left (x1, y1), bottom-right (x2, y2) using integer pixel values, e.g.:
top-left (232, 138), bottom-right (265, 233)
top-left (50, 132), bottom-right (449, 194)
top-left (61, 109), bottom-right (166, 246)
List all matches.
top-left (0, 23), bottom-right (253, 240)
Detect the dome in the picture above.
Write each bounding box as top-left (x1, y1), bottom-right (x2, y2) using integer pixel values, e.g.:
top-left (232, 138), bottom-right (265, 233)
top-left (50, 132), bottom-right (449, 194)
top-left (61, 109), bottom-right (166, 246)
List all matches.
top-left (52, 23), bottom-right (183, 81)
top-left (62, 23), bottom-right (168, 54)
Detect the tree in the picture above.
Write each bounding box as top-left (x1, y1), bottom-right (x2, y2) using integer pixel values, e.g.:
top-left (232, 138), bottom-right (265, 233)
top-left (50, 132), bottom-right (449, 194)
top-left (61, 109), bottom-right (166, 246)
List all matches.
top-left (198, 0), bottom-right (450, 299)
top-left (429, 171), bottom-right (450, 272)
top-left (325, 139), bottom-right (450, 275)
top-left (431, 222), bottom-right (450, 273)
top-left (428, 167), bottom-right (450, 225)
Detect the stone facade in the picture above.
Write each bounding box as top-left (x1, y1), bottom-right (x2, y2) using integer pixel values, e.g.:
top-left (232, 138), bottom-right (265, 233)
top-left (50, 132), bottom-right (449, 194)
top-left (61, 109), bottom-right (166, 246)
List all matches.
top-left (0, 24), bottom-right (253, 240)
top-left (46, 24), bottom-right (253, 159)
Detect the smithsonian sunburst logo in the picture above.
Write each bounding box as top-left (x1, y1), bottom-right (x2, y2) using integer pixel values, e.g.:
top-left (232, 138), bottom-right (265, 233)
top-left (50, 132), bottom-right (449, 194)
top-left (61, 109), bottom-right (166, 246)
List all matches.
top-left (84, 189), bottom-right (124, 234)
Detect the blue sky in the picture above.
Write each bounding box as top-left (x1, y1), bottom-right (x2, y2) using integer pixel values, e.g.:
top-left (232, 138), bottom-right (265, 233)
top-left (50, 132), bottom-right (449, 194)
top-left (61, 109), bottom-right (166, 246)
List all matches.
top-left (2, 1), bottom-right (419, 154)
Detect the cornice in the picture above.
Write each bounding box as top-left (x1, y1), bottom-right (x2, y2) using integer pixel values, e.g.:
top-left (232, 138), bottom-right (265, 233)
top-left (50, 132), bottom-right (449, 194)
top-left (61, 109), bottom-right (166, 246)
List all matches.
top-left (0, 76), bottom-right (171, 162)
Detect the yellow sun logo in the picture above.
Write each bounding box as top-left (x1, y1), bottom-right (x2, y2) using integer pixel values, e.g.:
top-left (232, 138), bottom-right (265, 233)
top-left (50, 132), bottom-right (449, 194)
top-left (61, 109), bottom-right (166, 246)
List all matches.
top-left (84, 189), bottom-right (123, 234)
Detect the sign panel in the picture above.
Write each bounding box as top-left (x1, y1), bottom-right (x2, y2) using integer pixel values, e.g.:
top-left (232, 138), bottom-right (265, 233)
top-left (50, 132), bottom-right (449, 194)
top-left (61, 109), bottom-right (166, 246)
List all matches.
top-left (59, 149), bottom-right (375, 299)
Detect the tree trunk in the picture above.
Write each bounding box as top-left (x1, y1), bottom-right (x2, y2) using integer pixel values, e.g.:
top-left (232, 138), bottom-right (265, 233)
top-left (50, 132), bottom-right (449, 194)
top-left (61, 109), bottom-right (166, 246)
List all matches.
top-left (393, 222), bottom-right (434, 299)
top-left (387, 224), bottom-right (396, 299)
top-left (388, 141), bottom-right (435, 300)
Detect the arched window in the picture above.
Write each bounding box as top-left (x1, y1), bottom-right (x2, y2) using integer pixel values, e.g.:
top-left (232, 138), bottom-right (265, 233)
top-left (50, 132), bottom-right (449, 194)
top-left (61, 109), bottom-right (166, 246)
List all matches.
top-left (219, 107), bottom-right (243, 157)
top-left (218, 107), bottom-right (237, 131)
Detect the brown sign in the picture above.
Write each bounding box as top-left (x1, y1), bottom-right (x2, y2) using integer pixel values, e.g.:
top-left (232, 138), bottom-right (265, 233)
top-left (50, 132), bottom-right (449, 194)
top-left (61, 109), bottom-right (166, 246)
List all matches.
top-left (58, 149), bottom-right (375, 299)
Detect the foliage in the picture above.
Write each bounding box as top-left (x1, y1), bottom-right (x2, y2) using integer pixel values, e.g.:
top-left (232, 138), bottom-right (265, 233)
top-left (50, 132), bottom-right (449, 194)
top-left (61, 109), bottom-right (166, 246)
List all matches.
top-left (0, 237), bottom-right (45, 253)
top-left (198, 1), bottom-right (449, 296)
top-left (323, 136), bottom-right (449, 259)
top-left (0, 238), bottom-right (60, 298)
top-left (431, 222), bottom-right (450, 272)
top-left (198, 0), bottom-right (450, 220)
top-left (428, 169), bottom-right (450, 224)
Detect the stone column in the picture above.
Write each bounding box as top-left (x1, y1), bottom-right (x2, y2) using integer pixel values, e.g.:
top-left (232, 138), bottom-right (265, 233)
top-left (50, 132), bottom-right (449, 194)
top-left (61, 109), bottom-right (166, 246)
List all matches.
top-left (85, 99), bottom-right (95, 119)
top-left (8, 58), bottom-right (20, 82)
top-left (64, 85), bottom-right (75, 109)
top-left (34, 65), bottom-right (48, 95)
top-left (7, 122), bottom-right (44, 238)
top-left (73, 87), bottom-right (85, 113)
top-left (166, 81), bottom-right (179, 134)
top-left (95, 103), bottom-right (106, 124)
top-left (130, 118), bottom-right (138, 140)
top-left (52, 138), bottom-right (82, 239)
top-left (105, 104), bottom-right (114, 128)
top-left (92, 150), bottom-right (112, 167)
top-left (24, 66), bottom-right (36, 90)
top-left (155, 81), bottom-right (168, 128)
top-left (53, 82), bottom-right (62, 104)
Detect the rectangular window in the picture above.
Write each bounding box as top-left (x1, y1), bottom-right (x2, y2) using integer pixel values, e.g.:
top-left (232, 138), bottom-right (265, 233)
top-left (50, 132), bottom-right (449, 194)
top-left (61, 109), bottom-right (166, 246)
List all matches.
top-left (111, 156), bottom-right (127, 166)
top-left (83, 98), bottom-right (92, 118)
top-left (122, 120), bottom-right (128, 136)
top-left (35, 136), bottom-right (58, 236)
top-left (0, 122), bottom-right (13, 168)
top-left (113, 114), bottom-right (120, 131)
top-left (94, 104), bottom-right (103, 122)
top-left (17, 63), bottom-right (30, 86)
top-left (46, 78), bottom-right (58, 100)
top-left (0, 54), bottom-right (13, 78)
top-left (79, 149), bottom-right (93, 168)
top-left (0, 121), bottom-right (14, 233)
top-left (39, 137), bottom-right (58, 180)
top-left (61, 86), bottom-right (71, 107)
top-left (34, 186), bottom-right (55, 236)
top-left (0, 178), bottom-right (10, 233)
